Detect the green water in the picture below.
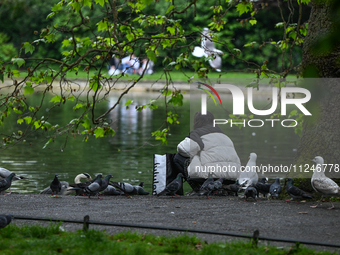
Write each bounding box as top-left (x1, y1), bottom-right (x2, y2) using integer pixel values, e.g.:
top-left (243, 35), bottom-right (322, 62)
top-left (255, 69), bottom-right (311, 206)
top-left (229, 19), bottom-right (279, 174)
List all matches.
top-left (1, 90), bottom-right (300, 194)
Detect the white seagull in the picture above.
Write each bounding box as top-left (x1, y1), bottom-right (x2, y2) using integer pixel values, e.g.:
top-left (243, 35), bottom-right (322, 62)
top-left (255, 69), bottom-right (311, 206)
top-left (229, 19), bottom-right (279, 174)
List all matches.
top-left (311, 156), bottom-right (340, 209)
top-left (192, 28), bottom-right (223, 72)
top-left (237, 152), bottom-right (258, 189)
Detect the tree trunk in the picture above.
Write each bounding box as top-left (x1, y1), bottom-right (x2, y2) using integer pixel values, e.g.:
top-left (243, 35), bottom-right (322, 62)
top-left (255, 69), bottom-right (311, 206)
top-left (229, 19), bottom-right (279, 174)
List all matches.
top-left (294, 1), bottom-right (340, 191)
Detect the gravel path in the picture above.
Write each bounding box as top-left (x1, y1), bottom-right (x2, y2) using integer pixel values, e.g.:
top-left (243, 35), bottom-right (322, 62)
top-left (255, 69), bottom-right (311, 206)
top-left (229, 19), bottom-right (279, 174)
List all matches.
top-left (1, 194), bottom-right (339, 252)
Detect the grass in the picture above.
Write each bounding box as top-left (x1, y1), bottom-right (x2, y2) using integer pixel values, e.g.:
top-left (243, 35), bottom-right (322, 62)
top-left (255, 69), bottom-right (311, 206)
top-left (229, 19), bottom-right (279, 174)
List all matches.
top-left (0, 223), bottom-right (335, 255)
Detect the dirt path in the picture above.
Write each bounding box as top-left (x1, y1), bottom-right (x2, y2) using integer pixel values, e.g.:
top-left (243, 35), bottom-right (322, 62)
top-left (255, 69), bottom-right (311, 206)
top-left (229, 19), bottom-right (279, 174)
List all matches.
top-left (1, 194), bottom-right (339, 252)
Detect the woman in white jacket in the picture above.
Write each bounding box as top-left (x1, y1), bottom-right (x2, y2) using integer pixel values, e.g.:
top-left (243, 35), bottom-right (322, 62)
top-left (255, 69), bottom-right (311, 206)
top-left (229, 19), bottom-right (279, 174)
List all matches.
top-left (174, 111), bottom-right (241, 184)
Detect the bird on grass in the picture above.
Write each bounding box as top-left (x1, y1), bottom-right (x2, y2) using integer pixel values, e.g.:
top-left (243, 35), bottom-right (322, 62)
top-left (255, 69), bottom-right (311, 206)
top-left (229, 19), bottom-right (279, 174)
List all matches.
top-left (311, 156), bottom-right (340, 209)
top-left (255, 177), bottom-right (271, 198)
top-left (237, 153), bottom-right (258, 190)
top-left (50, 174), bottom-right (61, 197)
top-left (286, 178), bottom-right (314, 201)
top-left (111, 181), bottom-right (149, 196)
top-left (0, 214), bottom-right (13, 229)
top-left (269, 178), bottom-right (282, 199)
top-left (157, 173), bottom-right (183, 197)
top-left (244, 184), bottom-right (258, 201)
top-left (0, 173), bottom-right (16, 195)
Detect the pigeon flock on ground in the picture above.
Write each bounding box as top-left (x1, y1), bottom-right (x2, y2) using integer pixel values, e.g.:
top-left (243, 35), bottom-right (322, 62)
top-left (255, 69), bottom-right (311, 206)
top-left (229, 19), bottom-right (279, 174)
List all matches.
top-left (1, 155), bottom-right (340, 210)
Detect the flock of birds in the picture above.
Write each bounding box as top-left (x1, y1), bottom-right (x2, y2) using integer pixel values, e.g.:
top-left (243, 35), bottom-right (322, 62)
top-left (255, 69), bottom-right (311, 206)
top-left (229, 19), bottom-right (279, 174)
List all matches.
top-left (0, 169), bottom-right (149, 199)
top-left (156, 155), bottom-right (340, 209)
top-left (1, 155), bottom-right (340, 210)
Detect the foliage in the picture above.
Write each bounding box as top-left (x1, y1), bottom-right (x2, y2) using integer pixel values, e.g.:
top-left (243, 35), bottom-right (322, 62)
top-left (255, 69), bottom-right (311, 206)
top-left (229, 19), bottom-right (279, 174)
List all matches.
top-left (0, 0), bottom-right (314, 149)
top-left (0, 224), bottom-right (334, 255)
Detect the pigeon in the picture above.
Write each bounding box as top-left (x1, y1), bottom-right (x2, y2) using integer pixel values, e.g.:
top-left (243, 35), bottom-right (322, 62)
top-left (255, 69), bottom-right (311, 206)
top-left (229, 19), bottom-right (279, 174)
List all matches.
top-left (40, 173), bottom-right (92, 196)
top-left (286, 178), bottom-right (314, 201)
top-left (50, 174), bottom-right (62, 197)
top-left (98, 174), bottom-right (112, 193)
top-left (311, 156), bottom-right (340, 209)
top-left (0, 173), bottom-right (16, 195)
top-left (82, 174), bottom-right (103, 198)
top-left (198, 177), bottom-right (224, 198)
top-left (223, 180), bottom-right (241, 196)
top-left (101, 185), bottom-right (123, 196)
top-left (255, 177), bottom-right (271, 198)
top-left (0, 214), bottom-right (13, 229)
top-left (0, 167), bottom-right (27, 181)
top-left (111, 181), bottom-right (149, 196)
top-left (244, 184), bottom-right (258, 201)
top-left (269, 178), bottom-right (282, 199)
top-left (237, 153), bottom-right (258, 190)
top-left (157, 173), bottom-right (183, 197)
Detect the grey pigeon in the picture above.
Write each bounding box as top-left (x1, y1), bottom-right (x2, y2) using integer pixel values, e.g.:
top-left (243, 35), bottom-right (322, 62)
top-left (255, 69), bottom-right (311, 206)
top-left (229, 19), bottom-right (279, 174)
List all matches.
top-left (269, 178), bottom-right (282, 199)
top-left (223, 180), bottom-right (241, 196)
top-left (311, 156), bottom-right (340, 209)
top-left (111, 181), bottom-right (149, 196)
top-left (72, 174), bottom-right (103, 198)
top-left (157, 173), bottom-right (183, 197)
top-left (98, 174), bottom-right (112, 193)
top-left (244, 184), bottom-right (258, 201)
top-left (0, 173), bottom-right (16, 195)
top-left (50, 174), bottom-right (62, 197)
top-left (286, 178), bottom-right (314, 201)
top-left (255, 177), bottom-right (271, 198)
top-left (0, 214), bottom-right (13, 229)
top-left (198, 177), bottom-right (224, 198)
top-left (0, 167), bottom-right (27, 181)
top-left (102, 185), bottom-right (122, 196)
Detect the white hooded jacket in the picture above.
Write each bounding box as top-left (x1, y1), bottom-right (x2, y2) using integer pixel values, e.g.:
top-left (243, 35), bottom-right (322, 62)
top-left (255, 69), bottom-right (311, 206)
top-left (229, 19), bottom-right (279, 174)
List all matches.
top-left (177, 112), bottom-right (241, 179)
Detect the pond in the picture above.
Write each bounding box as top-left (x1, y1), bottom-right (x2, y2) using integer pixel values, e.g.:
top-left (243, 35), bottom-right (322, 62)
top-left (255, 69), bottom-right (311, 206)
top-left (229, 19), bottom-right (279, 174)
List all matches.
top-left (0, 84), bottom-right (300, 194)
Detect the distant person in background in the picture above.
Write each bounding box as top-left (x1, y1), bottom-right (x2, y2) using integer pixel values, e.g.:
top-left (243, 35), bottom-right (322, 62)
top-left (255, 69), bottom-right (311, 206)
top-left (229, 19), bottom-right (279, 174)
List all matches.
top-left (108, 55), bottom-right (120, 75)
top-left (138, 59), bottom-right (154, 75)
top-left (119, 54), bottom-right (140, 74)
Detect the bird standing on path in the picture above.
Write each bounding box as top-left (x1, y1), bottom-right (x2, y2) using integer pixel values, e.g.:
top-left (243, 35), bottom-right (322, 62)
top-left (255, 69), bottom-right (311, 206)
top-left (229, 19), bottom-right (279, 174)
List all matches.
top-left (0, 214), bottom-right (13, 229)
top-left (286, 178), bottom-right (314, 201)
top-left (255, 177), bottom-right (271, 198)
top-left (223, 180), bottom-right (241, 196)
top-left (237, 153), bottom-right (258, 190)
top-left (83, 174), bottom-right (103, 198)
top-left (111, 182), bottom-right (149, 196)
top-left (50, 174), bottom-right (61, 197)
top-left (0, 173), bottom-right (16, 195)
top-left (244, 184), bottom-right (258, 201)
top-left (311, 156), bottom-right (340, 209)
top-left (157, 173), bottom-right (183, 197)
top-left (198, 177), bottom-right (224, 199)
top-left (269, 178), bottom-right (282, 199)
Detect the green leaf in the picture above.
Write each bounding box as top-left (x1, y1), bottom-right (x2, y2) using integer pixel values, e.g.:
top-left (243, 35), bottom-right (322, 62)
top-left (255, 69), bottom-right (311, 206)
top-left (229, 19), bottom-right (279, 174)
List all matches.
top-left (24, 83), bottom-right (34, 95)
top-left (22, 42), bottom-right (35, 55)
top-left (146, 50), bottom-right (157, 63)
top-left (50, 95), bottom-right (62, 103)
top-left (73, 104), bottom-right (84, 110)
top-left (249, 20), bottom-right (257, 26)
top-left (167, 26), bottom-right (175, 35)
top-left (12, 70), bottom-right (20, 77)
top-left (95, 0), bottom-right (106, 7)
top-left (68, 95), bottom-right (75, 101)
top-left (82, 118), bottom-right (91, 130)
top-left (94, 127), bottom-right (105, 138)
top-left (236, 2), bottom-right (252, 16)
top-left (12, 58), bottom-right (25, 68)
top-left (24, 116), bottom-right (32, 124)
top-left (97, 20), bottom-right (109, 32)
top-left (43, 138), bottom-right (53, 149)
top-left (17, 119), bottom-right (24, 124)
top-left (166, 5), bottom-right (174, 14)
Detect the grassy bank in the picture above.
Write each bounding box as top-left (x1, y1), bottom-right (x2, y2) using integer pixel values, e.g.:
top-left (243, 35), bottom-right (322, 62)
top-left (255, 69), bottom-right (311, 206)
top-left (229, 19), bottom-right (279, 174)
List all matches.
top-left (0, 224), bottom-right (335, 255)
